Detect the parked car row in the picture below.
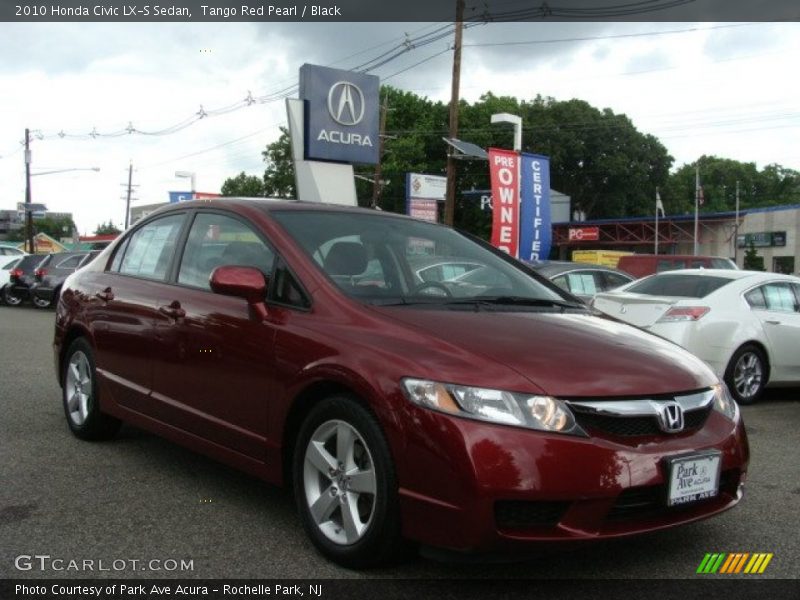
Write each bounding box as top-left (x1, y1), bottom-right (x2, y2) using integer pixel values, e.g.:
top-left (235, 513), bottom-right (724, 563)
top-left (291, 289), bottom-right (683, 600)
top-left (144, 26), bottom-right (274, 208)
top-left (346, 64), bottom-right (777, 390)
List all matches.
top-left (1, 251), bottom-right (99, 308)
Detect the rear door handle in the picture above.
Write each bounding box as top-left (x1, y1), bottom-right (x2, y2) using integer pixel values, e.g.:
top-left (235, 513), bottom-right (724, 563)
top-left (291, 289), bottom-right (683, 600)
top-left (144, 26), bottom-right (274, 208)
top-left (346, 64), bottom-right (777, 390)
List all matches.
top-left (159, 301), bottom-right (186, 319)
top-left (765, 320), bottom-right (781, 325)
top-left (95, 288), bottom-right (114, 302)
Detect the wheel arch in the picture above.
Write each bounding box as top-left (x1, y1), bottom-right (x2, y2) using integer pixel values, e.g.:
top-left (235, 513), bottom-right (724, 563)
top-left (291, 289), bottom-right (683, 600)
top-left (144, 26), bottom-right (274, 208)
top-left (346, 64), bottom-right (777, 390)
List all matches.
top-left (280, 380), bottom-right (371, 487)
top-left (726, 339), bottom-right (771, 384)
top-left (58, 325), bottom-right (93, 387)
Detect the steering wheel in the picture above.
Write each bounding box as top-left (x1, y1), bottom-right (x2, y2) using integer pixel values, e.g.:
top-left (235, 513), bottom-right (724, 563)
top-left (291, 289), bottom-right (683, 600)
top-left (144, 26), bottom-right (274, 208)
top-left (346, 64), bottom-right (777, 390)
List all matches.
top-left (411, 281), bottom-right (453, 297)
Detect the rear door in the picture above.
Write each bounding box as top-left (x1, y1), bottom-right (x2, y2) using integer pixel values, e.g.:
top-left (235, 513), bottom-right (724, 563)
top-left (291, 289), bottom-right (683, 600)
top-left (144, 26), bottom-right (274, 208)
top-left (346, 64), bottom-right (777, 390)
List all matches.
top-left (86, 212), bottom-right (187, 411)
top-left (745, 282), bottom-right (800, 382)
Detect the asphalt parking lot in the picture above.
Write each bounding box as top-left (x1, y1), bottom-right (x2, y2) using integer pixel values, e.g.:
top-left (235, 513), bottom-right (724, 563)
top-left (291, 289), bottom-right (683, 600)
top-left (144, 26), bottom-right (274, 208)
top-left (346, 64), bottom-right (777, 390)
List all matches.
top-left (1, 304), bottom-right (798, 580)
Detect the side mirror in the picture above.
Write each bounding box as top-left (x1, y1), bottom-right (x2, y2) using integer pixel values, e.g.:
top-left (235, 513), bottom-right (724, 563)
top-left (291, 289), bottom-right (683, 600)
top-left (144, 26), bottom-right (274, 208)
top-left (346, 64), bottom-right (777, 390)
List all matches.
top-left (210, 266), bottom-right (269, 319)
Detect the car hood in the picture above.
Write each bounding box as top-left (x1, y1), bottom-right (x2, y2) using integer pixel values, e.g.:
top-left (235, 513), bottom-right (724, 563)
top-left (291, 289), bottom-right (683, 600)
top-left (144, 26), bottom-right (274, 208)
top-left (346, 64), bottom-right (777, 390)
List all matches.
top-left (371, 307), bottom-right (716, 397)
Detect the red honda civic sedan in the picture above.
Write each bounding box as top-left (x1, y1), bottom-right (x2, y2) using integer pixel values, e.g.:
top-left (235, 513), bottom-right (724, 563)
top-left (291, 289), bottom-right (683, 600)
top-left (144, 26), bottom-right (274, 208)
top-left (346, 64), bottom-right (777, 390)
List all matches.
top-left (54, 199), bottom-right (748, 568)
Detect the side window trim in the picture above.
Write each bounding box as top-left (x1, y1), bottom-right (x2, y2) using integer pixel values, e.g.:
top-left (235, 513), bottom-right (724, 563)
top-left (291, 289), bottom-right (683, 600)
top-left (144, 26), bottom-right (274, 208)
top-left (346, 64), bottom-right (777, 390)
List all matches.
top-left (267, 256), bottom-right (313, 311)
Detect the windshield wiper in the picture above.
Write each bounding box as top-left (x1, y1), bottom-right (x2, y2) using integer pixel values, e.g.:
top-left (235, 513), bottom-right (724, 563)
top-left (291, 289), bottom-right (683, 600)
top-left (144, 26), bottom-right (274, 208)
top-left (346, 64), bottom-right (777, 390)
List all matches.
top-left (443, 296), bottom-right (586, 310)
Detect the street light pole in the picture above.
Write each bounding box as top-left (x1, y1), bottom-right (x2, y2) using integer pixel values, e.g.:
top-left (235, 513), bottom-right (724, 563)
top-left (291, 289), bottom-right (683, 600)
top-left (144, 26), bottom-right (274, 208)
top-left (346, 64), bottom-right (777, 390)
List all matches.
top-left (491, 113), bottom-right (523, 152)
top-left (175, 170), bottom-right (196, 199)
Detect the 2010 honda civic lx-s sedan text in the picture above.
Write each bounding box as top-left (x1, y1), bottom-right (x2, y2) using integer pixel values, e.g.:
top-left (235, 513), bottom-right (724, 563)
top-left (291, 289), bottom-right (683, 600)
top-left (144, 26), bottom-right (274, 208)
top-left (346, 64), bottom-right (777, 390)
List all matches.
top-left (54, 199), bottom-right (748, 568)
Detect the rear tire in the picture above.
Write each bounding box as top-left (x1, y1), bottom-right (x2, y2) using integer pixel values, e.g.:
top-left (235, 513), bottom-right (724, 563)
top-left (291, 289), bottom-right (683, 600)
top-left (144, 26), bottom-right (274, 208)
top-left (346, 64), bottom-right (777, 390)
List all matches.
top-left (292, 395), bottom-right (403, 568)
top-left (3, 286), bottom-right (22, 306)
top-left (62, 338), bottom-right (121, 440)
top-left (32, 294), bottom-right (52, 309)
top-left (724, 344), bottom-right (767, 405)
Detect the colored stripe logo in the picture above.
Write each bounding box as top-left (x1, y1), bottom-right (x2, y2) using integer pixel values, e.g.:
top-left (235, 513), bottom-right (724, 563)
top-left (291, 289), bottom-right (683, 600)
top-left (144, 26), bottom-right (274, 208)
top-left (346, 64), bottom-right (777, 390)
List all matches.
top-left (697, 553), bottom-right (773, 574)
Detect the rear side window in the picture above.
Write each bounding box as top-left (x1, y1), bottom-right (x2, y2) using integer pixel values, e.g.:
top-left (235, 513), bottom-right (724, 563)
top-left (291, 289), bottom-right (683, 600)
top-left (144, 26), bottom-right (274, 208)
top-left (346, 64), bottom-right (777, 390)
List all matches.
top-left (627, 274), bottom-right (733, 298)
top-left (56, 255), bottom-right (85, 269)
top-left (603, 272), bottom-right (632, 289)
top-left (760, 283), bottom-right (798, 313)
top-left (118, 214), bottom-right (185, 281)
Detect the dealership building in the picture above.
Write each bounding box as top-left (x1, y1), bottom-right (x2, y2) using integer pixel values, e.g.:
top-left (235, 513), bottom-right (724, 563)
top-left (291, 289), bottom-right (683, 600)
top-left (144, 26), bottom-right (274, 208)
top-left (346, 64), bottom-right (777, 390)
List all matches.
top-left (553, 203), bottom-right (800, 275)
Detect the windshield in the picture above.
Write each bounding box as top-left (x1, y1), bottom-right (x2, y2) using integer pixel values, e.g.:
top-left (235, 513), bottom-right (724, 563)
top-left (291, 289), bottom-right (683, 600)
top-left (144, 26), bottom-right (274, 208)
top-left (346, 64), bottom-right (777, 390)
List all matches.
top-left (272, 210), bottom-right (575, 308)
top-left (626, 273), bottom-right (734, 298)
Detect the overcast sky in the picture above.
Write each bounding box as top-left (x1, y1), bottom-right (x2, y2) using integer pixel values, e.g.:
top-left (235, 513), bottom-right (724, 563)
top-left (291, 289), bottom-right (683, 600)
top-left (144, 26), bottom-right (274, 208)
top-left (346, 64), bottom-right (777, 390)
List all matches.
top-left (1, 20), bottom-right (798, 234)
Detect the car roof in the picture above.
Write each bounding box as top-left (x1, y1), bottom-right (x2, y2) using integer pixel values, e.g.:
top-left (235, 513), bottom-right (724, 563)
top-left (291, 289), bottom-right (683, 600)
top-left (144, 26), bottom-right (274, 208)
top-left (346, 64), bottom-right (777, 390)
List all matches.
top-left (637, 269), bottom-right (799, 283)
top-left (526, 261), bottom-right (627, 277)
top-left (145, 197), bottom-right (426, 223)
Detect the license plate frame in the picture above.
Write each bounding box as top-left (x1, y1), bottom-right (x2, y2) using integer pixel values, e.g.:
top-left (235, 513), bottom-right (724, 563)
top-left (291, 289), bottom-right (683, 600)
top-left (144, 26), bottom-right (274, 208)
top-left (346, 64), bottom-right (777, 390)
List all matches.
top-left (665, 450), bottom-right (722, 507)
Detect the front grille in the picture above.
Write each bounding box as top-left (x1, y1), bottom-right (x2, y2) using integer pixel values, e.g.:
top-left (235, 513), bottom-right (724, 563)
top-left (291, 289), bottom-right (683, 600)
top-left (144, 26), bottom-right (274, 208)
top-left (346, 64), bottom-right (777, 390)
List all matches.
top-left (495, 500), bottom-right (570, 530)
top-left (572, 405), bottom-right (712, 438)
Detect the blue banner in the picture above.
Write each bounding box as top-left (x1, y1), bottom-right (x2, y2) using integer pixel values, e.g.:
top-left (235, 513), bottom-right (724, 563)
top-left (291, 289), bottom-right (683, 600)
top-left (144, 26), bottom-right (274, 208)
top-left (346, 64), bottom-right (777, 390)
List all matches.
top-left (519, 154), bottom-right (552, 261)
top-left (168, 191), bottom-right (193, 203)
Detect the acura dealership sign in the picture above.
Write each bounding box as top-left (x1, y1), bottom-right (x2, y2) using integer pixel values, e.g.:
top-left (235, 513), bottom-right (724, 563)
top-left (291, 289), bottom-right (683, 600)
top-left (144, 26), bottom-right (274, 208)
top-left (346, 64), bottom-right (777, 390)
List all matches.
top-left (299, 64), bottom-right (380, 164)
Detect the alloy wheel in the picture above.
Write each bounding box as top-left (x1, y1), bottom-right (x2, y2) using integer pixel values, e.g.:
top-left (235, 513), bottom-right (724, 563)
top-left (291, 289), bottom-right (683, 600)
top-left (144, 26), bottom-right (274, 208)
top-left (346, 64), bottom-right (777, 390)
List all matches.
top-left (302, 419), bottom-right (377, 546)
top-left (65, 350), bottom-right (92, 426)
top-left (733, 351), bottom-right (763, 402)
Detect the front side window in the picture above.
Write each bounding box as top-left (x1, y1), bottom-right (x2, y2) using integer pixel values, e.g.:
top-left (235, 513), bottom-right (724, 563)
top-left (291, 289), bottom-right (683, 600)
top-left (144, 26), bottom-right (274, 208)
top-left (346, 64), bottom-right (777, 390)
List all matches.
top-left (118, 214), bottom-right (185, 281)
top-left (178, 213), bottom-right (275, 290)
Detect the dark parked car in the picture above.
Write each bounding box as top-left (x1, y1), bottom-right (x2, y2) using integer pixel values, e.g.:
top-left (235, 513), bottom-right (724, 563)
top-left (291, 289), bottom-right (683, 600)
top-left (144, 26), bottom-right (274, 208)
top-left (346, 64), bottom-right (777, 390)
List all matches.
top-left (525, 260), bottom-right (635, 303)
top-left (31, 251), bottom-right (97, 309)
top-left (55, 199), bottom-right (748, 568)
top-left (3, 253), bottom-right (45, 306)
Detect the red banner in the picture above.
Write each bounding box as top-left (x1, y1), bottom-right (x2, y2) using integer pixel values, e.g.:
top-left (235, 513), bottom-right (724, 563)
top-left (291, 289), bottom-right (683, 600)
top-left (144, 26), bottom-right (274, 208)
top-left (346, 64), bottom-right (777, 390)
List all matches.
top-left (488, 148), bottom-right (520, 257)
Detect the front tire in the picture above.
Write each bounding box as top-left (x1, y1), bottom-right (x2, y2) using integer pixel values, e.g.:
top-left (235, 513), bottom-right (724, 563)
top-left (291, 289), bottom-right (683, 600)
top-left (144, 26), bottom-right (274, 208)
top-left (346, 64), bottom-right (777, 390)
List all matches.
top-left (62, 338), bottom-right (121, 440)
top-left (292, 395), bottom-right (402, 568)
top-left (724, 344), bottom-right (767, 405)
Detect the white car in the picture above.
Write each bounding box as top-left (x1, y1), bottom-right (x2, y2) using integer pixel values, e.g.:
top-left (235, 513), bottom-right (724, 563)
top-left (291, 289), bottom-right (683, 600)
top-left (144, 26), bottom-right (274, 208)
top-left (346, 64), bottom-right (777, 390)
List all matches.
top-left (593, 269), bottom-right (800, 404)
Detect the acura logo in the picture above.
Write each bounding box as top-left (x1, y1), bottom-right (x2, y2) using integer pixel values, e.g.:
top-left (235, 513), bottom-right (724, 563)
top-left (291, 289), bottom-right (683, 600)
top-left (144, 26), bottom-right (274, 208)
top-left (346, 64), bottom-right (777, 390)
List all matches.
top-left (327, 81), bottom-right (365, 126)
top-left (657, 401), bottom-right (684, 433)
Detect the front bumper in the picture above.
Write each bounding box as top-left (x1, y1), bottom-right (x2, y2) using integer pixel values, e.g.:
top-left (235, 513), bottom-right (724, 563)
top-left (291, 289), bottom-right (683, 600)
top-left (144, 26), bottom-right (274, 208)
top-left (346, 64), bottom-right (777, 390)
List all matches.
top-left (395, 401), bottom-right (749, 553)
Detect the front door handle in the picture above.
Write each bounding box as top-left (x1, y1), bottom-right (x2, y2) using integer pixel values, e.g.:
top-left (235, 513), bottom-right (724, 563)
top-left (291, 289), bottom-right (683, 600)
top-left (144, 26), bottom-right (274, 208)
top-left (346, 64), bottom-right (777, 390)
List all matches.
top-left (765, 320), bottom-right (781, 325)
top-left (159, 301), bottom-right (186, 320)
top-left (95, 287), bottom-right (114, 302)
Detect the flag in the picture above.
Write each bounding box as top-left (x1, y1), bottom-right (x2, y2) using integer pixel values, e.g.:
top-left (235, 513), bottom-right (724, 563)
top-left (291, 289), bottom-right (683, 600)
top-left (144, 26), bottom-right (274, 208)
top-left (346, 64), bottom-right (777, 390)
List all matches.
top-left (656, 188), bottom-right (665, 217)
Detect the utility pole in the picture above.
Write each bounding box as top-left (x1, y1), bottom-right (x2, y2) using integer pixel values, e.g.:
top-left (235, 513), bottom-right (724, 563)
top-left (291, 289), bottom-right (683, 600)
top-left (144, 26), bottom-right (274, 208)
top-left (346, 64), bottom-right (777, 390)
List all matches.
top-left (24, 128), bottom-right (34, 254)
top-left (125, 162), bottom-right (133, 229)
top-left (693, 165), bottom-right (700, 256)
top-left (372, 93), bottom-right (389, 209)
top-left (444, 0), bottom-right (465, 226)
top-left (121, 162), bottom-right (138, 229)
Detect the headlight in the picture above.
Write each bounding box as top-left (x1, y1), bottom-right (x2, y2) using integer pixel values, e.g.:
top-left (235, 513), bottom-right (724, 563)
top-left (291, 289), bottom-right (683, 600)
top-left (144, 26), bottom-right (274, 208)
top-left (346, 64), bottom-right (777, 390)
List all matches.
top-left (401, 378), bottom-right (585, 436)
top-left (712, 382), bottom-right (738, 421)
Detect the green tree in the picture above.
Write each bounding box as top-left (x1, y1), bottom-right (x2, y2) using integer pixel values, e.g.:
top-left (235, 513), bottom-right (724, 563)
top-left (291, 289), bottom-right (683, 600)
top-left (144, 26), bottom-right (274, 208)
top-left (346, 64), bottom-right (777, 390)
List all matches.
top-left (220, 171), bottom-right (266, 197)
top-left (743, 241), bottom-right (765, 271)
top-left (94, 220), bottom-right (121, 235)
top-left (665, 156), bottom-right (800, 215)
top-left (262, 126), bottom-right (296, 198)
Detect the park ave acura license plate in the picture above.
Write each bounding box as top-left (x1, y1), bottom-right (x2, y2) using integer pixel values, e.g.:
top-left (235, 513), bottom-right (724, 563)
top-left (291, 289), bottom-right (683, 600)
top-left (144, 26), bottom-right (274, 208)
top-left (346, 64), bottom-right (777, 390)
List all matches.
top-left (666, 451), bottom-right (722, 507)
